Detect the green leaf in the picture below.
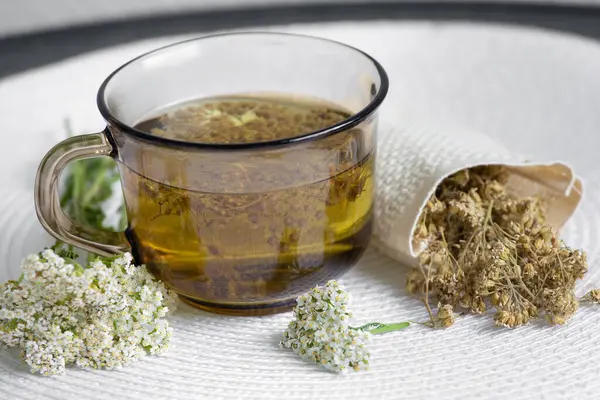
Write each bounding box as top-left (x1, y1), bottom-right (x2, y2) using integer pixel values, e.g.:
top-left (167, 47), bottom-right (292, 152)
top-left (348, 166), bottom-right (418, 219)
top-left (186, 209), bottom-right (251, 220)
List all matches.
top-left (73, 264), bottom-right (85, 277)
top-left (130, 292), bottom-right (141, 301)
top-left (0, 318), bottom-right (25, 332)
top-left (353, 322), bottom-right (411, 334)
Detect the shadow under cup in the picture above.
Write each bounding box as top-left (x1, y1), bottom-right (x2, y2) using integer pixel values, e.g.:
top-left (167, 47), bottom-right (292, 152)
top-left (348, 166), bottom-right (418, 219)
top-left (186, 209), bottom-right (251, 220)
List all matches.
top-left (35, 33), bottom-right (389, 315)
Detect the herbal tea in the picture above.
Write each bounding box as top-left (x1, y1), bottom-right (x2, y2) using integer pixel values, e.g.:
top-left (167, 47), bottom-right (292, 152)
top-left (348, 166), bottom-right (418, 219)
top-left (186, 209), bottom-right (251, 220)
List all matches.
top-left (121, 95), bottom-right (374, 314)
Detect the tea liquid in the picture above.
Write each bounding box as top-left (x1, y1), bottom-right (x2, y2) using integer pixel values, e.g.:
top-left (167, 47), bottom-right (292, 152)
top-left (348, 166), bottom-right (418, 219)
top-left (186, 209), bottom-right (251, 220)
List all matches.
top-left (123, 95), bottom-right (374, 314)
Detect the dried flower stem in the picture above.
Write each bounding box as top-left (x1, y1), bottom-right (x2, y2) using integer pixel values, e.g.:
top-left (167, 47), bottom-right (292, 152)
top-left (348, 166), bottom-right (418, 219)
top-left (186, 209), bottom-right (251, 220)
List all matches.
top-left (418, 261), bottom-right (435, 326)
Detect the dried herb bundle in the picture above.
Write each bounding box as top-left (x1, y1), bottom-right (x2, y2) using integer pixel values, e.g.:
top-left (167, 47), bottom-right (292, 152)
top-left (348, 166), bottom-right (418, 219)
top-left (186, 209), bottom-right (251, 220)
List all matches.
top-left (409, 166), bottom-right (591, 328)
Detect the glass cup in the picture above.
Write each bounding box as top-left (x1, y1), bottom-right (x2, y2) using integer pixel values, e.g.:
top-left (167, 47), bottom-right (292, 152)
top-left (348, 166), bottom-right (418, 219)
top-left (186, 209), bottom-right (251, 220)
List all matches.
top-left (35, 32), bottom-right (388, 315)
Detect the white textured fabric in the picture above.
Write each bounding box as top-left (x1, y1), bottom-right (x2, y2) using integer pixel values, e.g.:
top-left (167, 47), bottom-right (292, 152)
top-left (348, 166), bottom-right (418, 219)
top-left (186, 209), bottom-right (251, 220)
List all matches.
top-left (2, 21), bottom-right (600, 400)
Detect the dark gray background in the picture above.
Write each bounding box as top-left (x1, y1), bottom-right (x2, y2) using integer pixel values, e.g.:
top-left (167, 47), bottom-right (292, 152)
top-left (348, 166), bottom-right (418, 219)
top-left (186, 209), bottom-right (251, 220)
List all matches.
top-left (2, 2), bottom-right (600, 79)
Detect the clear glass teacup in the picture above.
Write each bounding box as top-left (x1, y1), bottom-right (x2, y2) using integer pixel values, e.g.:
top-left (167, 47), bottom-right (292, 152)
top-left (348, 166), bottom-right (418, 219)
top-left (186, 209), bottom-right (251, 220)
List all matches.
top-left (35, 32), bottom-right (388, 315)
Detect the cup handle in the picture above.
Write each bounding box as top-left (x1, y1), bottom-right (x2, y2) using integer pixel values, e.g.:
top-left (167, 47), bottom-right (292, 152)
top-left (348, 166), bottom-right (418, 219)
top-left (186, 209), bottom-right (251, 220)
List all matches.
top-left (34, 130), bottom-right (130, 256)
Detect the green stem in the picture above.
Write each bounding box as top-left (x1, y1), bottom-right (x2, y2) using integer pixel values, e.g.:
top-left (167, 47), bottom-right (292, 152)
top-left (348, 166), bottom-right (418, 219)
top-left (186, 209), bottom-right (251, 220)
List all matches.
top-left (352, 322), bottom-right (411, 334)
top-left (82, 169), bottom-right (108, 204)
top-left (71, 163), bottom-right (84, 223)
top-left (92, 254), bottom-right (122, 264)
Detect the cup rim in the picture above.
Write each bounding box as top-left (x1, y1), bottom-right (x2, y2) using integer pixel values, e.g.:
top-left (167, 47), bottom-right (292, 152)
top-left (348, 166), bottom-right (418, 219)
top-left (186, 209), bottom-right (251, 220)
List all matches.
top-left (97, 31), bottom-right (389, 150)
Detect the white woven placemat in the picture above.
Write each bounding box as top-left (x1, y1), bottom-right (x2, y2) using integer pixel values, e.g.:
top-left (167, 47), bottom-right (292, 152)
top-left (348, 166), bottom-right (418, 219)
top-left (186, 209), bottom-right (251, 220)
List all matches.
top-left (2, 21), bottom-right (600, 400)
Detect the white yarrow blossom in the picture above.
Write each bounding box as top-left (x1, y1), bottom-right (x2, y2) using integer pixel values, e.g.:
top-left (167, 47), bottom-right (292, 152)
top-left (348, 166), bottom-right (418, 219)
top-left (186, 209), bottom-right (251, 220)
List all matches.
top-left (280, 280), bottom-right (372, 373)
top-left (0, 249), bottom-right (177, 376)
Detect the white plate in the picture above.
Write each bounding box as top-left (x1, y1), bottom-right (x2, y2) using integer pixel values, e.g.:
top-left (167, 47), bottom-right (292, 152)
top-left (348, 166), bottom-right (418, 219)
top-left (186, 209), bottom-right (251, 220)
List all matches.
top-left (2, 20), bottom-right (600, 400)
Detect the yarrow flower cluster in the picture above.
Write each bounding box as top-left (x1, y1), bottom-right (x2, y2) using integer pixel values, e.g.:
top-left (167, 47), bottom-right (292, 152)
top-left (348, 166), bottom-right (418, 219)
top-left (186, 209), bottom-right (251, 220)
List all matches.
top-left (280, 280), bottom-right (373, 373)
top-left (0, 249), bottom-right (177, 376)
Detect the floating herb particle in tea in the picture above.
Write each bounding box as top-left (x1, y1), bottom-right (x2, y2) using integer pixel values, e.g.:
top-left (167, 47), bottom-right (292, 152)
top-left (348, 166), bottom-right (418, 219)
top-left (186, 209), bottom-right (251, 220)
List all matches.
top-left (410, 166), bottom-right (589, 328)
top-left (142, 181), bottom-right (191, 221)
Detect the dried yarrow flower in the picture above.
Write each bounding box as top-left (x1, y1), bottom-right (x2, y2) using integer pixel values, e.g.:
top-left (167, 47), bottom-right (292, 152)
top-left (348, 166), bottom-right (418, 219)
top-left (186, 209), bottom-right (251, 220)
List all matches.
top-left (281, 280), bottom-right (410, 373)
top-left (582, 289), bottom-right (600, 303)
top-left (410, 166), bottom-right (589, 328)
top-left (0, 247), bottom-right (177, 376)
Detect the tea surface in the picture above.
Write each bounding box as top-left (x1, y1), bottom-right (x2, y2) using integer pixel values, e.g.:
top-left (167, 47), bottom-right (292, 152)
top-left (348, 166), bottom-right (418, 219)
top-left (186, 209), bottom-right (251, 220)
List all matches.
top-left (135, 95), bottom-right (349, 144)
